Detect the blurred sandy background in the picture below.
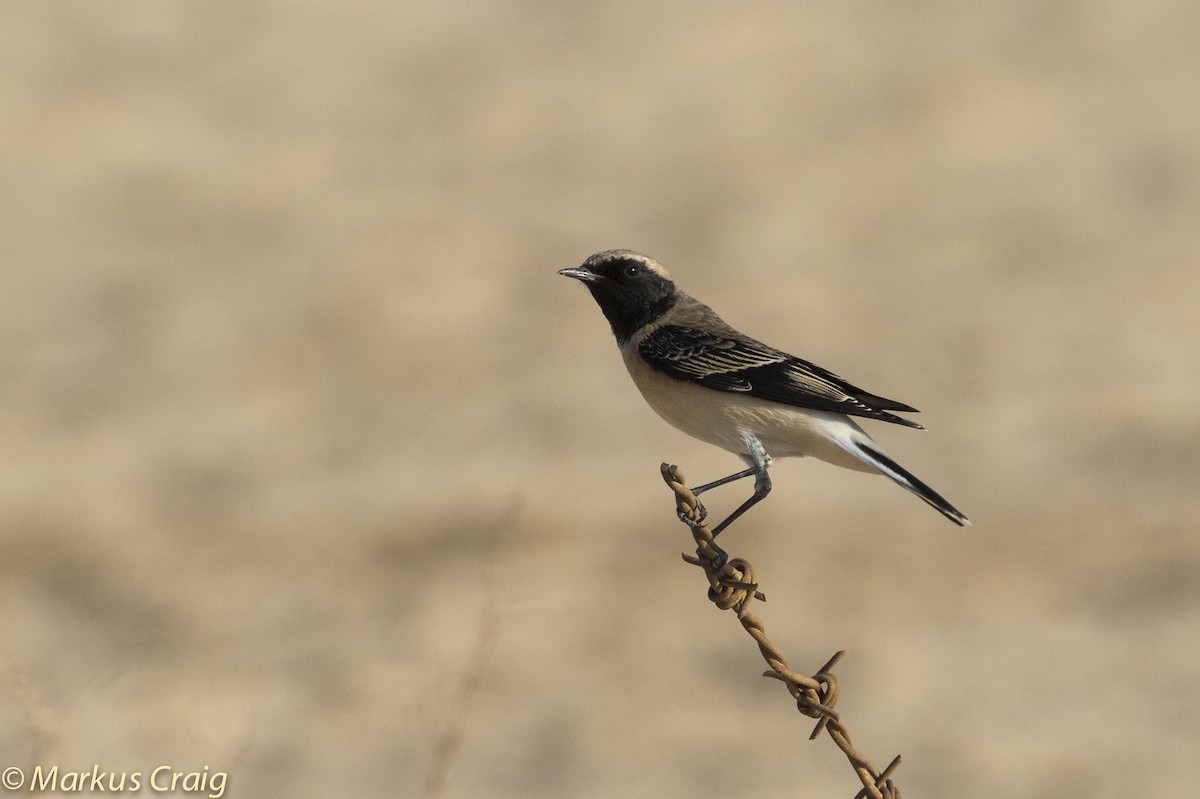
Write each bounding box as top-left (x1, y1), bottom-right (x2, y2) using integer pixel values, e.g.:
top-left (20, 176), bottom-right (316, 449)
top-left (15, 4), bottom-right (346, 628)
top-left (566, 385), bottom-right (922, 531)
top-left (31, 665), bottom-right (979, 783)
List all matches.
top-left (1, 2), bottom-right (1198, 797)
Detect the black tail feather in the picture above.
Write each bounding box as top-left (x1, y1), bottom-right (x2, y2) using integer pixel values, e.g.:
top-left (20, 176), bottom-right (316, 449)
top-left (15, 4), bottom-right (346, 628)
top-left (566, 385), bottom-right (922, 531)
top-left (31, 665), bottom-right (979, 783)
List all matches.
top-left (855, 442), bottom-right (970, 526)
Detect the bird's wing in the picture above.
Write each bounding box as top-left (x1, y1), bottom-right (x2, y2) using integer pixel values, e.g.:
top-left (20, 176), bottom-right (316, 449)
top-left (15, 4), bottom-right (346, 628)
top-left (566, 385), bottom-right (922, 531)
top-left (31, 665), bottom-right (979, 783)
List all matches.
top-left (638, 325), bottom-right (924, 428)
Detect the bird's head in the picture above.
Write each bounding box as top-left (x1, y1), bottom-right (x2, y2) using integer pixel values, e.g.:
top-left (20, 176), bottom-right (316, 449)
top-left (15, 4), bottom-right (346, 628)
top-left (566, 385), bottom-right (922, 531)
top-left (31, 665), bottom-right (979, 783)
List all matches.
top-left (558, 250), bottom-right (678, 344)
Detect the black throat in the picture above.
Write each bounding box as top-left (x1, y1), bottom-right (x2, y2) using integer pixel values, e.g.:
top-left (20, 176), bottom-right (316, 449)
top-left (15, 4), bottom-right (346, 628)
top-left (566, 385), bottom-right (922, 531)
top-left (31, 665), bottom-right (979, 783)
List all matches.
top-left (591, 284), bottom-right (677, 346)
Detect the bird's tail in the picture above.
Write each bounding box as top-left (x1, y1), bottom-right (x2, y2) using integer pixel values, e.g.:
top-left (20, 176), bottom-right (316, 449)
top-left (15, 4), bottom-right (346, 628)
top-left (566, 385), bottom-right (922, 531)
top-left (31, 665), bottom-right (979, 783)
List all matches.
top-left (850, 440), bottom-right (971, 527)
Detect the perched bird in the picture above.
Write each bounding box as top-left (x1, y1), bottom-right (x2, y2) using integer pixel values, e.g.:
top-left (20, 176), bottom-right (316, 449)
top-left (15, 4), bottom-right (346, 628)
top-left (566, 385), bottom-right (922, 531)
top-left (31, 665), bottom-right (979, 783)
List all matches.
top-left (559, 249), bottom-right (969, 534)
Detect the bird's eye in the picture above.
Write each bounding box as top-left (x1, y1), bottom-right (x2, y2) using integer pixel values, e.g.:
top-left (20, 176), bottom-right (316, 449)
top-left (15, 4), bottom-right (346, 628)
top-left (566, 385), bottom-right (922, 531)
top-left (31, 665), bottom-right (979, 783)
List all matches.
top-left (624, 263), bottom-right (639, 278)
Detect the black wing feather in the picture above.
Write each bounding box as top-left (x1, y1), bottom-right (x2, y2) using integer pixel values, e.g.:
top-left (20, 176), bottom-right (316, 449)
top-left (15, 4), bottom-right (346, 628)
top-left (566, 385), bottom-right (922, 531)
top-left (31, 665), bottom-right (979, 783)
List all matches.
top-left (638, 325), bottom-right (924, 428)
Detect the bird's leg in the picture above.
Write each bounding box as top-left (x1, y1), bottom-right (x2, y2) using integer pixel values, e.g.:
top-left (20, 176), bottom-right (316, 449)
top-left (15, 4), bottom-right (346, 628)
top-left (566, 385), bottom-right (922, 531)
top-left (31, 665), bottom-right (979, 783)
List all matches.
top-left (709, 436), bottom-right (772, 539)
top-left (677, 466), bottom-right (757, 527)
top-left (691, 466), bottom-right (759, 496)
top-left (710, 467), bottom-right (771, 538)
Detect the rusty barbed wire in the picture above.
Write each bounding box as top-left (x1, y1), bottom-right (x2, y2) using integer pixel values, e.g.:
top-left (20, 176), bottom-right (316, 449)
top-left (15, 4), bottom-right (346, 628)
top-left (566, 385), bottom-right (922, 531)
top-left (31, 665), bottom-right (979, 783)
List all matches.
top-left (660, 463), bottom-right (903, 799)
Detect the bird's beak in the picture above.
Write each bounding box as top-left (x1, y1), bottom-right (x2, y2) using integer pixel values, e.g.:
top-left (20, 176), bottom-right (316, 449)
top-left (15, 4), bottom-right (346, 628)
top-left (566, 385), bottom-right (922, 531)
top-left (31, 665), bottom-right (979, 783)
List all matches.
top-left (557, 266), bottom-right (602, 283)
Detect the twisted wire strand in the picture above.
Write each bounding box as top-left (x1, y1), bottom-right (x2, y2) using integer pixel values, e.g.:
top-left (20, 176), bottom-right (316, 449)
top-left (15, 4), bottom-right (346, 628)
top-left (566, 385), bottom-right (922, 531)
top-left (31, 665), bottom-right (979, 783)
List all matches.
top-left (661, 463), bottom-right (903, 799)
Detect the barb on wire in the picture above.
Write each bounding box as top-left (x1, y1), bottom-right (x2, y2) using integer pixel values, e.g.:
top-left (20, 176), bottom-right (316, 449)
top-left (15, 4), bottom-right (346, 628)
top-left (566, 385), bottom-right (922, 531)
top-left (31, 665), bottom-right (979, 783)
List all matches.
top-left (660, 463), bottom-right (903, 799)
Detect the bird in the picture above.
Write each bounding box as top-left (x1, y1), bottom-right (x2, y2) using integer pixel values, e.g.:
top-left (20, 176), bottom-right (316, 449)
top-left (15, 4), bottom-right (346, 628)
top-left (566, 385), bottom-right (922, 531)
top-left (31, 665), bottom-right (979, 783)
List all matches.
top-left (558, 248), bottom-right (969, 535)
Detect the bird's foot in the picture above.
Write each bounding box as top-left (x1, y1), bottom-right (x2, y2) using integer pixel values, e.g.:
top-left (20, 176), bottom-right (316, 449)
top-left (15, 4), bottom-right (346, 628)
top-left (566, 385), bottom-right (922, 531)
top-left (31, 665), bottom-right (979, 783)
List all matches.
top-left (677, 497), bottom-right (707, 527)
top-left (705, 540), bottom-right (729, 570)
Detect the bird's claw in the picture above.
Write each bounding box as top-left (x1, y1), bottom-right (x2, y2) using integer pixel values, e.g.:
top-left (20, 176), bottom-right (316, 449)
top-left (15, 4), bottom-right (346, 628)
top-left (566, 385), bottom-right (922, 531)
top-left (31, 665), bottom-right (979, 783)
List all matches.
top-left (677, 498), bottom-right (708, 527)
